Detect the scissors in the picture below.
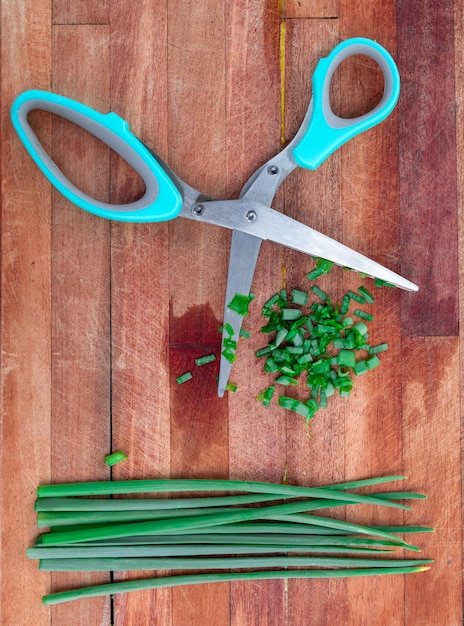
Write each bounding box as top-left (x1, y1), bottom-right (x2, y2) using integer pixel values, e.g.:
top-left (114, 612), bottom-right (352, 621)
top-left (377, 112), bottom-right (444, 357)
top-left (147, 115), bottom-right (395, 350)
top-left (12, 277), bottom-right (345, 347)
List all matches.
top-left (11, 37), bottom-right (418, 397)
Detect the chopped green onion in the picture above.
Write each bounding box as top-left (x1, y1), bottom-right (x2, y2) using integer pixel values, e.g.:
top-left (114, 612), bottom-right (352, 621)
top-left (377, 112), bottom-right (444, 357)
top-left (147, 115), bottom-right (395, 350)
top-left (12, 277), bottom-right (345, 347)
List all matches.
top-left (337, 349), bottom-right (356, 368)
top-left (366, 355), bottom-right (381, 370)
top-left (227, 293), bottom-right (255, 316)
top-left (354, 360), bottom-right (369, 375)
top-left (239, 328), bottom-right (250, 339)
top-left (282, 309), bottom-right (302, 321)
top-left (374, 278), bottom-right (395, 288)
top-left (104, 451), bottom-right (128, 467)
top-left (257, 385), bottom-right (275, 406)
top-left (347, 290), bottom-right (365, 304)
top-left (369, 343), bottom-right (389, 355)
top-left (354, 309), bottom-right (374, 322)
top-left (195, 354), bottom-right (216, 366)
top-left (358, 286), bottom-right (374, 303)
top-left (225, 382), bottom-right (237, 392)
top-left (222, 348), bottom-right (237, 364)
top-left (275, 375), bottom-right (298, 386)
top-left (311, 285), bottom-right (329, 301)
top-left (176, 372), bottom-right (193, 384)
top-left (291, 289), bottom-right (309, 306)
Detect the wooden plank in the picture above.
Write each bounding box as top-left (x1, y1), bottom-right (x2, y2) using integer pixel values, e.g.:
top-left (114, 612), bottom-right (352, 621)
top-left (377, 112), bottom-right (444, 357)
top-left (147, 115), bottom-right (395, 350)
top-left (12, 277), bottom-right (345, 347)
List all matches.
top-left (284, 0), bottom-right (338, 19)
top-left (0, 1), bottom-right (52, 624)
top-left (167, 2), bottom-right (230, 624)
top-left (402, 337), bottom-right (462, 624)
top-left (224, 3), bottom-right (287, 625)
top-left (338, 3), bottom-right (406, 623)
top-left (397, 0), bottom-right (458, 336)
top-left (456, 5), bottom-right (464, 625)
top-left (109, 3), bottom-right (172, 625)
top-left (50, 24), bottom-right (112, 626)
top-left (282, 19), bottom-right (348, 626)
top-left (53, 0), bottom-right (109, 25)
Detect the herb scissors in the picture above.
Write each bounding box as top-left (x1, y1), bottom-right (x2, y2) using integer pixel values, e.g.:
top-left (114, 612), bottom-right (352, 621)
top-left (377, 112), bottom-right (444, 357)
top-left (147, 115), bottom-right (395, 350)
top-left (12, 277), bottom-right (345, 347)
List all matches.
top-left (11, 37), bottom-right (418, 397)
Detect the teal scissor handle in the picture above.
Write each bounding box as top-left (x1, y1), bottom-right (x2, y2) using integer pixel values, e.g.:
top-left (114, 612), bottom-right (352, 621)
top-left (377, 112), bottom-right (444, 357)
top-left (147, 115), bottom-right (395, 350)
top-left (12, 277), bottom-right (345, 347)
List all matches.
top-left (10, 90), bottom-right (182, 222)
top-left (292, 38), bottom-right (400, 170)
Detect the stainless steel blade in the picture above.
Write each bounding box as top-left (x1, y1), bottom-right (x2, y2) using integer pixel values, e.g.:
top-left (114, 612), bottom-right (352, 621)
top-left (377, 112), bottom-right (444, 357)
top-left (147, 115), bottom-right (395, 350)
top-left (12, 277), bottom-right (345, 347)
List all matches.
top-left (181, 199), bottom-right (418, 292)
top-left (217, 230), bottom-right (262, 397)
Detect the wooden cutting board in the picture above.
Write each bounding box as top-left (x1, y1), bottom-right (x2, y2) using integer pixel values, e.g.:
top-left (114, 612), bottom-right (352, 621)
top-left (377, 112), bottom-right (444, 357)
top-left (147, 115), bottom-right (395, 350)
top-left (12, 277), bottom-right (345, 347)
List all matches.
top-left (1, 0), bottom-right (462, 624)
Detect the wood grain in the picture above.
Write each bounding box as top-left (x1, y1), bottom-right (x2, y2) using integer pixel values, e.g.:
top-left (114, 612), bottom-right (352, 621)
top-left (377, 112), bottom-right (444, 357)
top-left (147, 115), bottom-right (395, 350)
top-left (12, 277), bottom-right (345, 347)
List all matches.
top-left (338, 3), bottom-right (407, 623)
top-left (50, 24), bottom-right (112, 626)
top-left (0, 1), bottom-right (52, 625)
top-left (1, 1), bottom-right (463, 624)
top-left (168, 2), bottom-right (229, 625)
top-left (284, 0), bottom-right (338, 19)
top-left (109, 3), bottom-right (172, 625)
top-left (283, 18), bottom-right (349, 625)
top-left (397, 0), bottom-right (459, 336)
top-left (226, 2), bottom-right (286, 624)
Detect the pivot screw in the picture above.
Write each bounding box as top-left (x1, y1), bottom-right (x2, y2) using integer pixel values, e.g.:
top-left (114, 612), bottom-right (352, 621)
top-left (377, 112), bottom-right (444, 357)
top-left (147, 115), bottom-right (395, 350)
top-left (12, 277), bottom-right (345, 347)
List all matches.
top-left (267, 165), bottom-right (279, 176)
top-left (193, 204), bottom-right (205, 216)
top-left (245, 210), bottom-right (257, 223)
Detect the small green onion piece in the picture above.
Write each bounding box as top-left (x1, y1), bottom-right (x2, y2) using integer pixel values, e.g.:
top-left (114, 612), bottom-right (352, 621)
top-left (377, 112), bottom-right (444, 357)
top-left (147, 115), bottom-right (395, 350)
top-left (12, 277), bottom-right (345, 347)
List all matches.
top-left (354, 360), bottom-right (369, 375)
top-left (374, 278), bottom-right (395, 288)
top-left (225, 382), bottom-right (237, 392)
top-left (255, 345), bottom-right (275, 358)
top-left (347, 290), bottom-right (365, 304)
top-left (176, 372), bottom-right (193, 385)
top-left (338, 378), bottom-right (353, 397)
top-left (221, 348), bottom-right (237, 364)
top-left (227, 293), bottom-right (255, 316)
top-left (239, 328), bottom-right (250, 339)
top-left (366, 355), bottom-right (381, 370)
top-left (352, 321), bottom-right (368, 336)
top-left (279, 396), bottom-right (315, 420)
top-left (279, 289), bottom-right (288, 305)
top-left (282, 309), bottom-right (302, 321)
top-left (257, 385), bottom-right (275, 407)
top-left (104, 451), bottom-right (127, 467)
top-left (337, 349), bottom-right (356, 368)
top-left (369, 343), bottom-right (389, 355)
top-left (291, 289), bottom-right (309, 306)
top-left (354, 309), bottom-right (374, 322)
top-left (297, 353), bottom-right (313, 365)
top-left (340, 295), bottom-right (350, 315)
top-left (275, 328), bottom-right (288, 346)
top-left (195, 354), bottom-right (216, 366)
top-left (358, 286), bottom-right (374, 303)
top-left (319, 390), bottom-right (328, 408)
top-left (223, 337), bottom-right (237, 350)
top-left (263, 293), bottom-right (280, 309)
top-left (264, 358), bottom-right (280, 373)
top-left (223, 323), bottom-right (235, 336)
top-left (311, 285), bottom-right (329, 301)
top-left (275, 375), bottom-right (298, 386)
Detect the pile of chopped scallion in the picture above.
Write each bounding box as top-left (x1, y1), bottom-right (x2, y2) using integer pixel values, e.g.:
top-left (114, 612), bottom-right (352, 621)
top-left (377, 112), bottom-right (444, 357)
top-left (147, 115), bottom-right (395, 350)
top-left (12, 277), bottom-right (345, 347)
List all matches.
top-left (29, 476), bottom-right (432, 605)
top-left (255, 263), bottom-right (391, 421)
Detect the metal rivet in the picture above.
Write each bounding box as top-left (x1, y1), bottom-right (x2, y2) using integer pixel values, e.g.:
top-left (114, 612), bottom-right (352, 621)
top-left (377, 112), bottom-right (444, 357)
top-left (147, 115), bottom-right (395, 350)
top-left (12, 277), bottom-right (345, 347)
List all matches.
top-left (267, 165), bottom-right (279, 175)
top-left (193, 204), bottom-right (205, 215)
top-left (245, 210), bottom-right (257, 222)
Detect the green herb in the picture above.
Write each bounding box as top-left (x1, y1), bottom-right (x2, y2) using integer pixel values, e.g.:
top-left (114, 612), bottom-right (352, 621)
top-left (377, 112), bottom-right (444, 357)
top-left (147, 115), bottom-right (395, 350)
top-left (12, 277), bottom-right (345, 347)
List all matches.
top-left (28, 476), bottom-right (431, 606)
top-left (104, 451), bottom-right (127, 467)
top-left (176, 372), bottom-right (193, 384)
top-left (195, 354), bottom-right (216, 366)
top-left (254, 279), bottom-right (388, 422)
top-left (227, 293), bottom-right (255, 316)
